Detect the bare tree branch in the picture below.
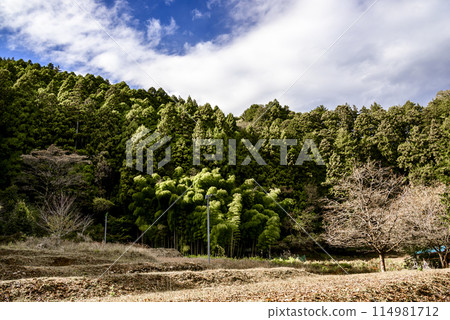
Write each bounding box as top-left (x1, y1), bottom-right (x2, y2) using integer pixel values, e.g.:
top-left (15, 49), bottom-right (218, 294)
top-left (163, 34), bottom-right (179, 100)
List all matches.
top-left (323, 161), bottom-right (407, 272)
top-left (19, 145), bottom-right (89, 201)
top-left (400, 184), bottom-right (450, 268)
top-left (38, 192), bottom-right (92, 239)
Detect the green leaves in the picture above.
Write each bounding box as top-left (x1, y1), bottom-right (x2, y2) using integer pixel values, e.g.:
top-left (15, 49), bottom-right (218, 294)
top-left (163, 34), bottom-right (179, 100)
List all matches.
top-left (1, 58), bottom-right (449, 256)
top-left (126, 166), bottom-right (288, 256)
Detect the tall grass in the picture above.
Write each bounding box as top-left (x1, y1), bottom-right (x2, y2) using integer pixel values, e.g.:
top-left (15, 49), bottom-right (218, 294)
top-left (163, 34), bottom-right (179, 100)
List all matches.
top-left (3, 237), bottom-right (158, 262)
top-left (271, 256), bottom-right (406, 274)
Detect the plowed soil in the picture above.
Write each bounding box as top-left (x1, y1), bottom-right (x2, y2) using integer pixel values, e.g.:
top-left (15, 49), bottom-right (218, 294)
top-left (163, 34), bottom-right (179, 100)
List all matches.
top-left (1, 241), bottom-right (448, 302)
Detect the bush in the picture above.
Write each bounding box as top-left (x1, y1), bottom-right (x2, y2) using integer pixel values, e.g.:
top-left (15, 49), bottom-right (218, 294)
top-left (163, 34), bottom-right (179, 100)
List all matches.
top-left (0, 199), bottom-right (37, 236)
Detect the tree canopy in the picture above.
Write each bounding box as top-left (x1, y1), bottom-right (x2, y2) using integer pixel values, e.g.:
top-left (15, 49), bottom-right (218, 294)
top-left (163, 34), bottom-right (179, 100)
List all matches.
top-left (1, 58), bottom-right (449, 259)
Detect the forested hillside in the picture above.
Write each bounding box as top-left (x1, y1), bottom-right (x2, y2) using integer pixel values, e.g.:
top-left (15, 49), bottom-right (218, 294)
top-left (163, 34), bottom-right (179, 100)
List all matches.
top-left (1, 58), bottom-right (449, 257)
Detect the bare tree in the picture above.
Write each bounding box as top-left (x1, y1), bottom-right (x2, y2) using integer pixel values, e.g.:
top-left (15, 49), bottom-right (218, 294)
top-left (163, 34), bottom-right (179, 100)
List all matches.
top-left (401, 184), bottom-right (450, 268)
top-left (19, 145), bottom-right (89, 201)
top-left (38, 192), bottom-right (92, 239)
top-left (323, 161), bottom-right (406, 272)
top-left (19, 146), bottom-right (92, 239)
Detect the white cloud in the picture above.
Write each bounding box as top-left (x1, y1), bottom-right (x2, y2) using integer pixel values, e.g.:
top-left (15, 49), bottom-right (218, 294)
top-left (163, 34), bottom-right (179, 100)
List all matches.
top-left (227, 0), bottom-right (291, 25)
top-left (146, 17), bottom-right (177, 47)
top-left (206, 0), bottom-right (221, 10)
top-left (191, 8), bottom-right (211, 21)
top-left (164, 0), bottom-right (174, 6)
top-left (0, 0), bottom-right (449, 116)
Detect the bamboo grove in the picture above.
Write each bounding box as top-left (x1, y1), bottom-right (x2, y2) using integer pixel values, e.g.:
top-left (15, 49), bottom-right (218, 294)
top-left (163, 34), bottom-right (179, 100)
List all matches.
top-left (0, 58), bottom-right (449, 257)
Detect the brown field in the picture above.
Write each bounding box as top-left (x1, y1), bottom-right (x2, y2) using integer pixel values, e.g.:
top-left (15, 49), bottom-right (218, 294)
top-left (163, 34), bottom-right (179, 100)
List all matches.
top-left (1, 238), bottom-right (449, 302)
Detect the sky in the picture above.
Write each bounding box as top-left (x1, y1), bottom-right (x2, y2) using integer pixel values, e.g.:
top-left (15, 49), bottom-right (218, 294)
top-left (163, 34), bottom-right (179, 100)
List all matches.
top-left (0, 0), bottom-right (449, 115)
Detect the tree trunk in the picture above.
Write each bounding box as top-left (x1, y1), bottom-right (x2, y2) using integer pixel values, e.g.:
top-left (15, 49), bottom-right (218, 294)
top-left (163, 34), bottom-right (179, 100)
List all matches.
top-left (379, 253), bottom-right (386, 272)
top-left (173, 230), bottom-right (176, 249)
top-left (75, 120), bottom-right (79, 149)
top-left (438, 253), bottom-right (445, 268)
top-left (437, 251), bottom-right (448, 268)
top-left (230, 231), bottom-right (234, 257)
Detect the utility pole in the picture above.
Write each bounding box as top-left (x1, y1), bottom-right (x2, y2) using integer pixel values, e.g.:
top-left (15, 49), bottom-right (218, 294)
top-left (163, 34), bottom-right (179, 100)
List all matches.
top-left (104, 212), bottom-right (108, 244)
top-left (205, 194), bottom-right (215, 264)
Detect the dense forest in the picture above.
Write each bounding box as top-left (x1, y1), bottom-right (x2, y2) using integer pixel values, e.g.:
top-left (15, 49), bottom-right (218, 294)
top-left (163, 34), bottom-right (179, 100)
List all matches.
top-left (1, 58), bottom-right (449, 259)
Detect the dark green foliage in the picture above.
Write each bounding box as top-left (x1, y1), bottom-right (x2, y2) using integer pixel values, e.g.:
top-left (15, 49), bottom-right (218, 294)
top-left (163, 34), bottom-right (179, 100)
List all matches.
top-left (0, 58), bottom-right (449, 256)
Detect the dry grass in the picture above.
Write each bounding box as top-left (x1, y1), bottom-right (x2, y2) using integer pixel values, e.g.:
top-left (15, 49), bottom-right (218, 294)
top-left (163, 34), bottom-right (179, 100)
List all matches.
top-left (188, 257), bottom-right (278, 270)
top-left (0, 267), bottom-right (308, 301)
top-left (272, 256), bottom-right (406, 274)
top-left (1, 238), bottom-right (448, 302)
top-left (0, 238), bottom-right (183, 280)
top-left (4, 237), bottom-right (162, 262)
top-left (90, 269), bottom-right (450, 302)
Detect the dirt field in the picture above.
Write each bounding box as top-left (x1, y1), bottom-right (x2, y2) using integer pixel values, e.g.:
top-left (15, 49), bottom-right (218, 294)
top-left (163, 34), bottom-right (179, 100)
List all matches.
top-left (1, 239), bottom-right (449, 302)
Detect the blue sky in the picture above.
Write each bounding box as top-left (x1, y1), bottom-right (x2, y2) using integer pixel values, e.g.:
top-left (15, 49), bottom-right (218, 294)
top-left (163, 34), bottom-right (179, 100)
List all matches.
top-left (0, 0), bottom-right (240, 65)
top-left (99, 0), bottom-right (238, 54)
top-left (1, 0), bottom-right (450, 115)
